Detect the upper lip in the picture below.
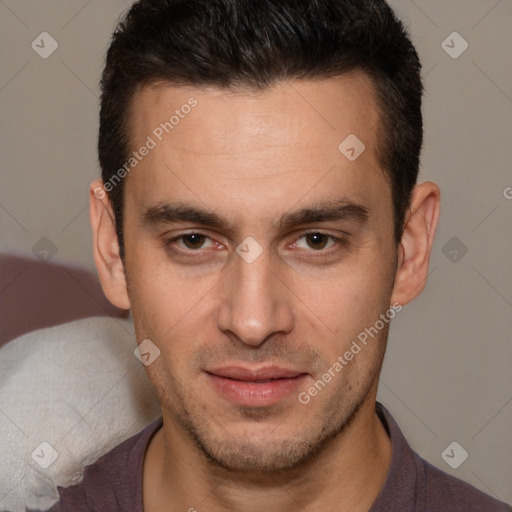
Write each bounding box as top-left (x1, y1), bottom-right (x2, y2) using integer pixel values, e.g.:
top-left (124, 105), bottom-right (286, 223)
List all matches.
top-left (206, 365), bottom-right (306, 381)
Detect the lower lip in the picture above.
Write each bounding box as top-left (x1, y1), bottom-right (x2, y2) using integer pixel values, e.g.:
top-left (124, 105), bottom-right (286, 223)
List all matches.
top-left (206, 373), bottom-right (308, 407)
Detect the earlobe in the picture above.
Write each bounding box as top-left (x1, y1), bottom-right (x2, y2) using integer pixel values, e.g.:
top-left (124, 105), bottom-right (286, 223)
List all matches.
top-left (89, 179), bottom-right (131, 310)
top-left (391, 181), bottom-right (441, 307)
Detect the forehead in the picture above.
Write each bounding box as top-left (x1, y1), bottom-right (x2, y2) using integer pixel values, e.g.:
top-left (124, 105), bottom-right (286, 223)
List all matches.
top-left (123, 72), bottom-right (389, 228)
top-left (128, 71), bottom-right (381, 163)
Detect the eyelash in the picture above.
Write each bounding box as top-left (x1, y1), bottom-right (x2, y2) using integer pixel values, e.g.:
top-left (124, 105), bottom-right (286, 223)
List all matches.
top-left (164, 230), bottom-right (346, 259)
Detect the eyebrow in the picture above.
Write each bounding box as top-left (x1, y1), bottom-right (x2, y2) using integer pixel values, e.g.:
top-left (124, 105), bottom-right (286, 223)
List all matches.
top-left (141, 203), bottom-right (235, 232)
top-left (277, 199), bottom-right (369, 229)
top-left (140, 198), bottom-right (369, 233)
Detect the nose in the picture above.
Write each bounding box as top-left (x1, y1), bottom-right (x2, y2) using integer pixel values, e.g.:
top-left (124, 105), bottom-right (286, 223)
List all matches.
top-left (216, 244), bottom-right (295, 347)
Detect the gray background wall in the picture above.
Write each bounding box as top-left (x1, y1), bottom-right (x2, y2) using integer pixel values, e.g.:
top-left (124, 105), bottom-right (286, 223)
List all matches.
top-left (1, 0), bottom-right (511, 504)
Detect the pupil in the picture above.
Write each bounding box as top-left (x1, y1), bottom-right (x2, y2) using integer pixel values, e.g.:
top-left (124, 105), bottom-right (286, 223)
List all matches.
top-left (185, 234), bottom-right (203, 248)
top-left (308, 233), bottom-right (326, 249)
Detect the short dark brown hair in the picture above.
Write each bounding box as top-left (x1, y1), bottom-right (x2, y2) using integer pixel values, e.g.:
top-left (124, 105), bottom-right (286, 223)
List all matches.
top-left (99, 0), bottom-right (423, 260)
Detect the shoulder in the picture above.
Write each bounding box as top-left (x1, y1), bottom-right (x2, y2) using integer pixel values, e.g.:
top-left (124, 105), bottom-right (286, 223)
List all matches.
top-left (373, 402), bottom-right (511, 512)
top-left (417, 455), bottom-right (511, 511)
top-left (44, 417), bottom-right (162, 512)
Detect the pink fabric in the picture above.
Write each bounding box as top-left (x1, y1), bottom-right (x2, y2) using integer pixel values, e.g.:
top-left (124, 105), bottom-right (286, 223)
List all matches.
top-left (0, 253), bottom-right (128, 347)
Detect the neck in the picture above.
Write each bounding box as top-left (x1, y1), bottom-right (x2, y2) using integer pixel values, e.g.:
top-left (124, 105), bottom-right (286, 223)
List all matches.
top-left (143, 396), bottom-right (392, 512)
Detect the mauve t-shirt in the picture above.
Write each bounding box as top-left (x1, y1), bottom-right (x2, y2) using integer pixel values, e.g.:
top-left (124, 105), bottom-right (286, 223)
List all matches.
top-left (42, 402), bottom-right (511, 512)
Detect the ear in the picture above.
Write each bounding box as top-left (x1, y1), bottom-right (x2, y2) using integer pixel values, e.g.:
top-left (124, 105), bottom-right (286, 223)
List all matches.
top-left (89, 179), bottom-right (131, 310)
top-left (391, 181), bottom-right (441, 306)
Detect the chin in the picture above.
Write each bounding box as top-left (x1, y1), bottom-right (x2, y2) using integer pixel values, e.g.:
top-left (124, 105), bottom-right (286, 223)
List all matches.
top-left (197, 435), bottom-right (319, 473)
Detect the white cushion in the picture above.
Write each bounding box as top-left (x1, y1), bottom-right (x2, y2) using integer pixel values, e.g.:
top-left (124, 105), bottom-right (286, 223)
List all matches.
top-left (0, 316), bottom-right (160, 512)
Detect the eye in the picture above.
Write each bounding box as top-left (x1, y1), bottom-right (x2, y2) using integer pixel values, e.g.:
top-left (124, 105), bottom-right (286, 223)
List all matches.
top-left (294, 232), bottom-right (338, 251)
top-left (169, 232), bottom-right (216, 251)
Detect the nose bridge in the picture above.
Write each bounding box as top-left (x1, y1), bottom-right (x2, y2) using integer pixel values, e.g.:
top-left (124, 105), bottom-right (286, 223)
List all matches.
top-left (235, 249), bottom-right (274, 304)
top-left (217, 243), bottom-right (293, 346)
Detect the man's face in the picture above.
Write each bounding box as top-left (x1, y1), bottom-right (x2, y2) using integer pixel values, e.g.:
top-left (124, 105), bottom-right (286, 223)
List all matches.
top-left (122, 73), bottom-right (398, 472)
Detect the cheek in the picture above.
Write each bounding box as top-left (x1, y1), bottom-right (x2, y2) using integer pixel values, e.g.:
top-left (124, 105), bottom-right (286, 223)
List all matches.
top-left (291, 261), bottom-right (392, 336)
top-left (125, 248), bottom-right (220, 354)
top-left (125, 239), bottom-right (181, 309)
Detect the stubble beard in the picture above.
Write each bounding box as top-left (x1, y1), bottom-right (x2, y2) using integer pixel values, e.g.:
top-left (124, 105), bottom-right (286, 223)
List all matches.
top-left (152, 353), bottom-right (384, 477)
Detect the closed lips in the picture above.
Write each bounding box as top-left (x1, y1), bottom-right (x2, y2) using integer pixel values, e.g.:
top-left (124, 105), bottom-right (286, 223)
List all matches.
top-left (206, 366), bottom-right (307, 381)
